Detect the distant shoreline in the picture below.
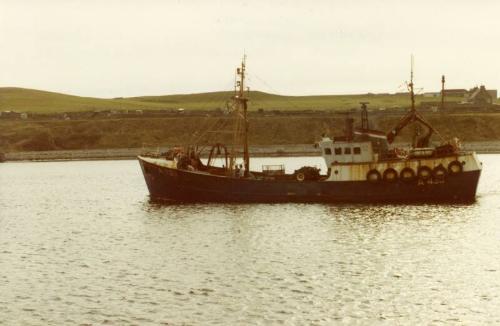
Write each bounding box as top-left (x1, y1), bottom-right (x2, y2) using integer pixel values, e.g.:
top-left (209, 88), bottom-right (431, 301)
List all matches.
top-left (2, 142), bottom-right (500, 162)
top-left (1, 144), bottom-right (320, 162)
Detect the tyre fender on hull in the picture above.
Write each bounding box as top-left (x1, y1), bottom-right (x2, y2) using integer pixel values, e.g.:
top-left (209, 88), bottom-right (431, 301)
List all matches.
top-left (367, 169), bottom-right (381, 183)
top-left (383, 168), bottom-right (398, 182)
top-left (448, 160), bottom-right (463, 175)
top-left (433, 164), bottom-right (448, 181)
top-left (417, 166), bottom-right (433, 181)
top-left (400, 167), bottom-right (416, 182)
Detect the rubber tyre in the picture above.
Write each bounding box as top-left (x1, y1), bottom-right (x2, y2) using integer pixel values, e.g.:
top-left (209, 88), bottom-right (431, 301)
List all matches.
top-left (366, 169), bottom-right (381, 183)
top-left (296, 173), bottom-right (305, 182)
top-left (433, 165), bottom-right (447, 181)
top-left (400, 167), bottom-right (416, 183)
top-left (417, 166), bottom-right (433, 181)
top-left (448, 160), bottom-right (463, 175)
top-left (383, 168), bottom-right (398, 183)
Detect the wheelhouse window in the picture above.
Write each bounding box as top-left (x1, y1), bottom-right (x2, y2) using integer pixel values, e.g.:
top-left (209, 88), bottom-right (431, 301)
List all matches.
top-left (324, 148), bottom-right (332, 155)
top-left (344, 147), bottom-right (351, 154)
top-left (353, 147), bottom-right (361, 154)
top-left (334, 147), bottom-right (342, 155)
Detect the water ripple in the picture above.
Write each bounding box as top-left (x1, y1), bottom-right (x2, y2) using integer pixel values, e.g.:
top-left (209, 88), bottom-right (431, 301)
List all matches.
top-left (0, 156), bottom-right (500, 324)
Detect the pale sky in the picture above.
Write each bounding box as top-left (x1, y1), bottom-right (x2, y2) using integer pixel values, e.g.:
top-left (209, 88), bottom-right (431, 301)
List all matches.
top-left (1, 0), bottom-right (499, 98)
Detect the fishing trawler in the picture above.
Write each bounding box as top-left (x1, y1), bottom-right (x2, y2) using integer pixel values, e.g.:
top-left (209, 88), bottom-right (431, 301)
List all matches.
top-left (138, 58), bottom-right (481, 203)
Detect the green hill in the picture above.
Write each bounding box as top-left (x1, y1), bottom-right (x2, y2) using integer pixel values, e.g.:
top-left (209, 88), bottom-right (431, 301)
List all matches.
top-left (131, 91), bottom-right (416, 111)
top-left (0, 87), bottom-right (472, 114)
top-left (0, 87), bottom-right (170, 113)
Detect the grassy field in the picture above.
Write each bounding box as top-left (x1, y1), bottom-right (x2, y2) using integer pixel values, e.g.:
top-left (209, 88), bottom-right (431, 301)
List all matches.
top-left (0, 87), bottom-right (474, 113)
top-left (3, 113), bottom-right (500, 152)
top-left (0, 87), bottom-right (168, 113)
top-left (131, 91), bottom-right (423, 111)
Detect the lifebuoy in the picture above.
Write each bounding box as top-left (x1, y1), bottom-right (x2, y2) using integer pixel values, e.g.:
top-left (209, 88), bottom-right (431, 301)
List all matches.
top-left (400, 167), bottom-right (416, 182)
top-left (448, 160), bottom-right (463, 175)
top-left (366, 169), bottom-right (381, 183)
top-left (296, 173), bottom-right (305, 182)
top-left (383, 168), bottom-right (398, 182)
top-left (418, 166), bottom-right (433, 181)
top-left (433, 165), bottom-right (447, 181)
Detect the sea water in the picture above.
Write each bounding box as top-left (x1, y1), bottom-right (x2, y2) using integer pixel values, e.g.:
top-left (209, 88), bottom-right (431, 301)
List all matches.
top-left (1, 155), bottom-right (499, 325)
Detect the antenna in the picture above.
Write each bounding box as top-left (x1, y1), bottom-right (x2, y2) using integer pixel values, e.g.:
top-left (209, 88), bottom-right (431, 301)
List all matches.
top-left (410, 54), bottom-right (414, 85)
top-left (236, 55), bottom-right (246, 97)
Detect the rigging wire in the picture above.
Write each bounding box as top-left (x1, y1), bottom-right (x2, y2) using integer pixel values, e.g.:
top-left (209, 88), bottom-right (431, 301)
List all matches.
top-left (246, 72), bottom-right (303, 111)
top-left (184, 78), bottom-right (237, 148)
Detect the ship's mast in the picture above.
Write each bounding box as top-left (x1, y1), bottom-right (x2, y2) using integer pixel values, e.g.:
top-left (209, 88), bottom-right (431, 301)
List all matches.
top-left (387, 56), bottom-right (444, 147)
top-left (409, 55), bottom-right (415, 114)
top-left (409, 55), bottom-right (419, 148)
top-left (232, 56), bottom-right (250, 177)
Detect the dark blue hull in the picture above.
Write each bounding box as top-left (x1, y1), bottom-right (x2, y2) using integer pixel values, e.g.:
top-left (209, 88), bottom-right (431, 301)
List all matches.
top-left (138, 158), bottom-right (481, 203)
